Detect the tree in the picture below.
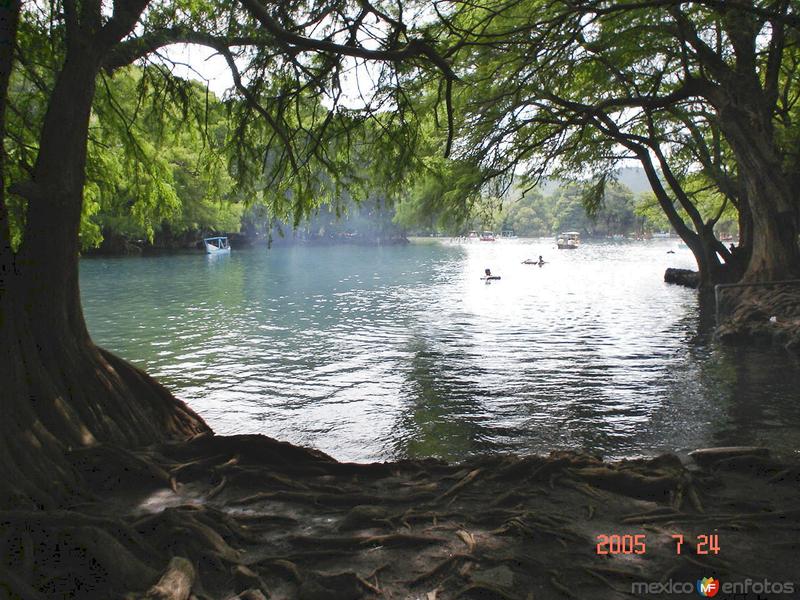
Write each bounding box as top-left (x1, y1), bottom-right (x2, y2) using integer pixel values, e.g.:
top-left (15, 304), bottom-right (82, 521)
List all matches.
top-left (433, 0), bottom-right (800, 286)
top-left (1, 0), bottom-right (455, 507)
top-left (502, 188), bottom-right (552, 237)
top-left (86, 69), bottom-right (240, 250)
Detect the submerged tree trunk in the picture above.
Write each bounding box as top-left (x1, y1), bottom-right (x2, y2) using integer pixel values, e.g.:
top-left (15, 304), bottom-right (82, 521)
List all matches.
top-left (1, 37), bottom-right (209, 509)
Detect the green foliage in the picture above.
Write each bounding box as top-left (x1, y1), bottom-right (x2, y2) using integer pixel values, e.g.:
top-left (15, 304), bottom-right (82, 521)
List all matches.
top-left (10, 0), bottom-right (784, 257)
top-left (7, 0), bottom-right (459, 253)
top-left (501, 189), bottom-right (552, 236)
top-left (89, 68), bottom-right (238, 245)
top-left (5, 51), bottom-right (240, 249)
top-left (397, 169), bottom-right (666, 238)
top-left (417, 0), bottom-right (798, 251)
top-left (393, 156), bottom-right (493, 232)
top-left (634, 193), bottom-right (671, 233)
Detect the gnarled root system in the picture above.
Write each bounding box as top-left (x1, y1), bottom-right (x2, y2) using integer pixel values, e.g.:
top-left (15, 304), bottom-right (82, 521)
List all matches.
top-left (2, 435), bottom-right (797, 599)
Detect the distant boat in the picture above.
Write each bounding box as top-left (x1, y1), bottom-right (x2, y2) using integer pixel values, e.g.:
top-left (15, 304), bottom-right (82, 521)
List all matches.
top-left (652, 232), bottom-right (671, 238)
top-left (501, 229), bottom-right (517, 238)
top-left (204, 236), bottom-right (231, 254)
top-left (556, 231), bottom-right (580, 249)
top-left (480, 231), bottom-right (496, 241)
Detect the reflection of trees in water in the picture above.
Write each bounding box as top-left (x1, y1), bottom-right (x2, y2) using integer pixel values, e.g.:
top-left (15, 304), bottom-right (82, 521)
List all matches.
top-left (695, 291), bottom-right (717, 341)
top-left (523, 348), bottom-right (654, 457)
top-left (660, 295), bottom-right (800, 452)
top-left (391, 342), bottom-right (497, 461)
top-left (704, 346), bottom-right (800, 450)
top-left (204, 255), bottom-right (246, 307)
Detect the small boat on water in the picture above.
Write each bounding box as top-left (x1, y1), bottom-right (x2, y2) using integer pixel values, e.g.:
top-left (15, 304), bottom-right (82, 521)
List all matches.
top-left (480, 231), bottom-right (496, 241)
top-left (556, 231), bottom-right (580, 249)
top-left (204, 236), bottom-right (231, 254)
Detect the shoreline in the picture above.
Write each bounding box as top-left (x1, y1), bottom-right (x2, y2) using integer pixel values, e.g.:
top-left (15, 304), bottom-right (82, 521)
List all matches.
top-left (5, 434), bottom-right (798, 599)
top-left (84, 235), bottom-right (411, 257)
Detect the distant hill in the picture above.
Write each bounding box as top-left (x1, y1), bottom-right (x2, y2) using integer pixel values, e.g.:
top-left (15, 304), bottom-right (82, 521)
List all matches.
top-left (614, 167), bottom-right (652, 195)
top-left (535, 166), bottom-right (653, 197)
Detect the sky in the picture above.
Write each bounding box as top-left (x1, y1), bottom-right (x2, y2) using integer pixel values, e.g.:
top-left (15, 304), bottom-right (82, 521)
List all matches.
top-left (160, 45), bottom-right (235, 97)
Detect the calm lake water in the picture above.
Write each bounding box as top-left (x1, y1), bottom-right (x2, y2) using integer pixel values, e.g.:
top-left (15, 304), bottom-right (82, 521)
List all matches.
top-left (80, 239), bottom-right (800, 462)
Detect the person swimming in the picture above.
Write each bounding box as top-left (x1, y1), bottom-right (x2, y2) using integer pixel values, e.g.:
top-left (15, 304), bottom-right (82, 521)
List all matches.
top-left (482, 268), bottom-right (501, 281)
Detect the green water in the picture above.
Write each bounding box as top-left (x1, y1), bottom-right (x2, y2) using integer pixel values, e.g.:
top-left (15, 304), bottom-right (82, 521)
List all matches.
top-left (80, 239), bottom-right (800, 462)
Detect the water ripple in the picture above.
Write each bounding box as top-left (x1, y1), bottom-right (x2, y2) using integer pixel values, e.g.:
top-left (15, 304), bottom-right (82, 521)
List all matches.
top-left (80, 240), bottom-right (800, 462)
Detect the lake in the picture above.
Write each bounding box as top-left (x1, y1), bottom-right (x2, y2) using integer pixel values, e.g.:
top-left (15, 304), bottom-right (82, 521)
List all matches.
top-left (80, 239), bottom-right (800, 462)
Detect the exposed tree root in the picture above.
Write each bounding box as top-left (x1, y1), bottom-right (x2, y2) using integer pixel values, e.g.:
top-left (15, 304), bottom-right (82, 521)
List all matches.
top-left (143, 556), bottom-right (195, 600)
top-left (0, 437), bottom-right (796, 599)
top-left (716, 283), bottom-right (800, 351)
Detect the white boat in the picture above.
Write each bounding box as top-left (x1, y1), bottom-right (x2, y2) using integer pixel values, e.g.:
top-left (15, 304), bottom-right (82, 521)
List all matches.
top-left (556, 231), bottom-right (580, 249)
top-left (204, 236), bottom-right (231, 254)
top-left (480, 231), bottom-right (496, 241)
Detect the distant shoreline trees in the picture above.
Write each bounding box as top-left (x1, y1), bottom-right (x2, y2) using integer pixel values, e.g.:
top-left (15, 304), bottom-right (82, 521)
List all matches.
top-left (424, 0), bottom-right (799, 287)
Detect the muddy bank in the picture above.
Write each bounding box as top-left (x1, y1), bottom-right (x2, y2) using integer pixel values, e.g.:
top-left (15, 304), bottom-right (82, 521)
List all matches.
top-left (1, 434), bottom-right (798, 600)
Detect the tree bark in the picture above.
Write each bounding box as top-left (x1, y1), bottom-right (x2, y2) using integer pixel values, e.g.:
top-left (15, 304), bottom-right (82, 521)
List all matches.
top-left (705, 7), bottom-right (799, 282)
top-left (0, 0), bottom-right (19, 260)
top-left (740, 173), bottom-right (799, 282)
top-left (1, 33), bottom-right (209, 509)
top-left (718, 106), bottom-right (800, 282)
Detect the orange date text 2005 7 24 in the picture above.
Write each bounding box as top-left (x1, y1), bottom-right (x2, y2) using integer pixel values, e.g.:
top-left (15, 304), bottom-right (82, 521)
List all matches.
top-left (595, 534), bottom-right (720, 555)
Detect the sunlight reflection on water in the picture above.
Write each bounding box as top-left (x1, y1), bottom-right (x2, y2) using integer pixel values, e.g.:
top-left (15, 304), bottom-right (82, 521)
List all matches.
top-left (81, 239), bottom-right (800, 462)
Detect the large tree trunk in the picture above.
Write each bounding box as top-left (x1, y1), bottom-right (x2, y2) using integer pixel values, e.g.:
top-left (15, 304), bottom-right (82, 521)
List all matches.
top-left (724, 114), bottom-right (800, 282)
top-left (713, 80), bottom-right (800, 282)
top-left (0, 39), bottom-right (209, 509)
top-left (733, 185), bottom-right (753, 275)
top-left (739, 171), bottom-right (799, 282)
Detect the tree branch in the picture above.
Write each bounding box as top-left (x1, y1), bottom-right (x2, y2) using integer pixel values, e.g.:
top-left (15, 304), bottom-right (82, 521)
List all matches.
top-left (102, 28), bottom-right (262, 72)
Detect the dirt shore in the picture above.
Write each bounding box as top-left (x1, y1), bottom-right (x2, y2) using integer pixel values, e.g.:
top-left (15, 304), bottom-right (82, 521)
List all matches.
top-left (2, 435), bottom-right (798, 600)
